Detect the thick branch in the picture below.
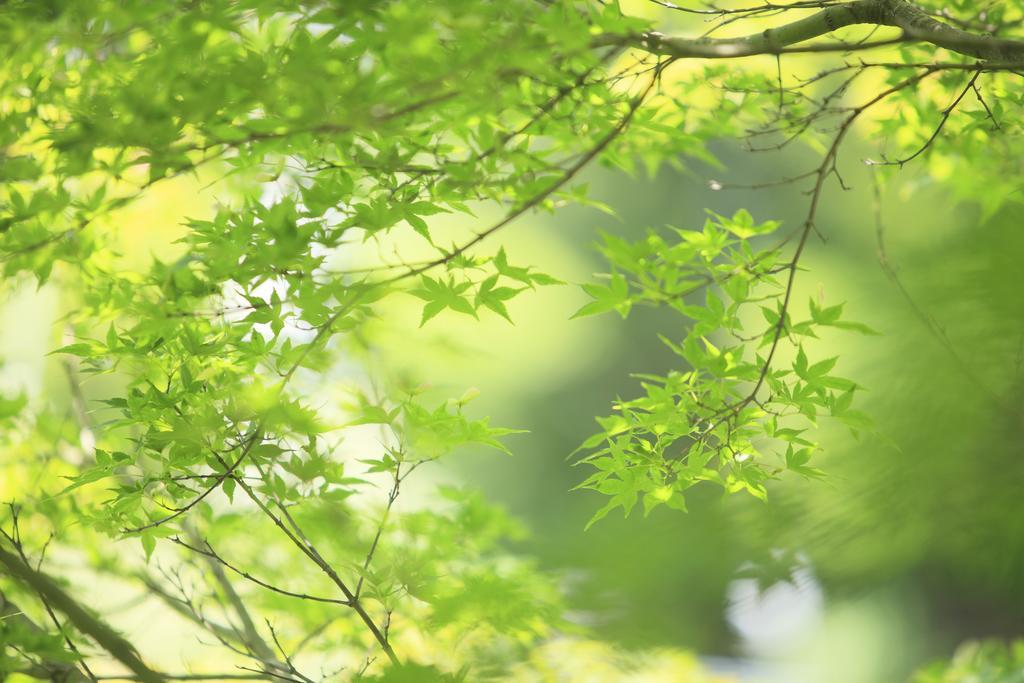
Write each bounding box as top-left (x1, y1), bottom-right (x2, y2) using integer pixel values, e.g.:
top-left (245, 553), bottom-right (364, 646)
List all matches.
top-left (887, 1), bottom-right (1024, 60)
top-left (612, 0), bottom-right (1024, 62)
top-left (0, 588), bottom-right (91, 682)
top-left (0, 545), bottom-right (163, 683)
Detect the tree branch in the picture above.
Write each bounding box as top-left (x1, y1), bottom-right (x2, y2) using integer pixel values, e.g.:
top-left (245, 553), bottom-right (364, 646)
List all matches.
top-left (611, 0), bottom-right (1024, 62)
top-left (0, 588), bottom-right (92, 682)
top-left (0, 544), bottom-right (163, 683)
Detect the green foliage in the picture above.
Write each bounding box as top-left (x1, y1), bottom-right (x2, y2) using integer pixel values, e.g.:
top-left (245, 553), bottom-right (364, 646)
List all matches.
top-left (913, 641), bottom-right (1024, 683)
top-left (0, 618), bottom-right (80, 678)
top-left (1, 0), bottom-right (1022, 679)
top-left (572, 210), bottom-right (874, 526)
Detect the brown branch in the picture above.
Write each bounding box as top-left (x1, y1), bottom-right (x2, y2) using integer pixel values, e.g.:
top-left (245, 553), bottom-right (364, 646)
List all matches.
top-left (389, 66), bottom-right (664, 285)
top-left (615, 0), bottom-right (1024, 62)
top-left (169, 537), bottom-right (350, 607)
top-left (123, 429), bottom-right (262, 534)
top-left (212, 467), bottom-right (399, 667)
top-left (695, 67), bottom-right (938, 446)
top-left (874, 70), bottom-right (980, 166)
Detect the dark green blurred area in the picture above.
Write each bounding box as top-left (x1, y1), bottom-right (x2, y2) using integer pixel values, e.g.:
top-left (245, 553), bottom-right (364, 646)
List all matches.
top-left (445, 139), bottom-right (1024, 678)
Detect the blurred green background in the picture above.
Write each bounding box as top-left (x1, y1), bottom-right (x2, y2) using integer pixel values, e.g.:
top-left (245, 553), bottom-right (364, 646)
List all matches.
top-left (365, 132), bottom-right (1024, 681)
top-left (3, 90), bottom-right (1023, 683)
